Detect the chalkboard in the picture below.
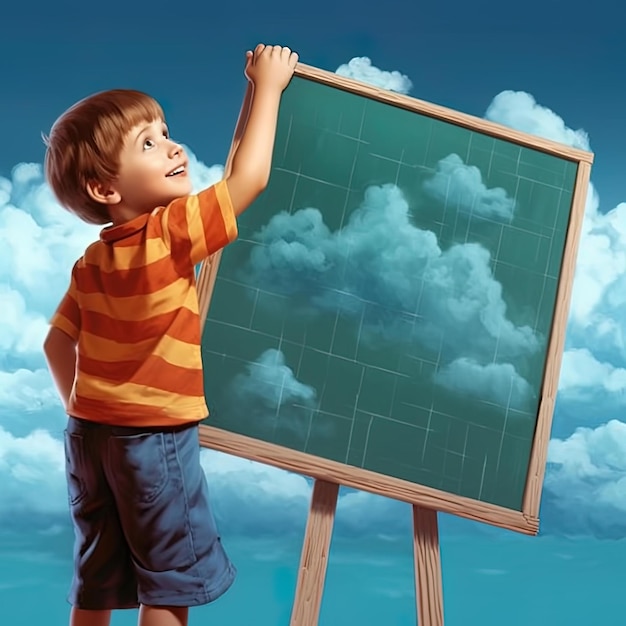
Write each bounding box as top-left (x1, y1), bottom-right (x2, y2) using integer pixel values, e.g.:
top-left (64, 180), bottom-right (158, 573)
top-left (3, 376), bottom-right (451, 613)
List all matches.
top-left (198, 64), bottom-right (592, 534)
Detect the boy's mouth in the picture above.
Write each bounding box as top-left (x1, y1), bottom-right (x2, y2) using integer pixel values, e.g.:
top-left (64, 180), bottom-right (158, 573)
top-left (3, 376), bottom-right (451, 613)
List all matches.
top-left (166, 163), bottom-right (187, 177)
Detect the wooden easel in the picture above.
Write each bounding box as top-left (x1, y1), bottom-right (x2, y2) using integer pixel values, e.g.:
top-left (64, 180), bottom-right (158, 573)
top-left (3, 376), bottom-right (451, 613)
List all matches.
top-left (290, 479), bottom-right (444, 626)
top-left (198, 62), bottom-right (592, 626)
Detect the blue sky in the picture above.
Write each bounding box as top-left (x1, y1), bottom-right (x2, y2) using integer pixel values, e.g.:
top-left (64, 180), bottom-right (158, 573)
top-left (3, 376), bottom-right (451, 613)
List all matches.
top-left (3, 1), bottom-right (626, 625)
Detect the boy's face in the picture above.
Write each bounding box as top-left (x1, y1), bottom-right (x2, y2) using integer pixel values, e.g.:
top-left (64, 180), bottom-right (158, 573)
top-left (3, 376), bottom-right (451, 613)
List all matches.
top-left (111, 118), bottom-right (192, 217)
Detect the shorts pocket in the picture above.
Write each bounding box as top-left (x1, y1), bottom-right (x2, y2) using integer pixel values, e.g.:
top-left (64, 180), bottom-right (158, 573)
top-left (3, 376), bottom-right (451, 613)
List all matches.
top-left (108, 432), bottom-right (168, 505)
top-left (64, 430), bottom-right (87, 506)
top-left (107, 430), bottom-right (198, 572)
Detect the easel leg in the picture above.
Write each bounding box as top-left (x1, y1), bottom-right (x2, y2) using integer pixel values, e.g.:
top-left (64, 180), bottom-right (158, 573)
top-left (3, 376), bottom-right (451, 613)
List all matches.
top-left (413, 505), bottom-right (444, 626)
top-left (290, 479), bottom-right (339, 626)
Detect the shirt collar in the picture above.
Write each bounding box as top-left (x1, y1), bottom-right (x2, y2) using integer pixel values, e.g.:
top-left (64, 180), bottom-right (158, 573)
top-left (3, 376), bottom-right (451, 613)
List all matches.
top-left (99, 212), bottom-right (151, 244)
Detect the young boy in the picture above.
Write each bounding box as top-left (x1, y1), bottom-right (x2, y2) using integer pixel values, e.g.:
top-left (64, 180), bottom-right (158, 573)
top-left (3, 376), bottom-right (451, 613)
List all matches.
top-left (42, 44), bottom-right (298, 626)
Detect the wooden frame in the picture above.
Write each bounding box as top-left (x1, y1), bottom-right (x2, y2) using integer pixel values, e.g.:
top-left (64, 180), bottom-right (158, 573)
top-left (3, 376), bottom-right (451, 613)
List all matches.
top-left (197, 62), bottom-right (593, 536)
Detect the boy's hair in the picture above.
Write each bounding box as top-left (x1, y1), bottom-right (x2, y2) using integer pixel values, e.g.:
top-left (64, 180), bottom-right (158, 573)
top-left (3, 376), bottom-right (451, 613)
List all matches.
top-left (43, 89), bottom-right (164, 225)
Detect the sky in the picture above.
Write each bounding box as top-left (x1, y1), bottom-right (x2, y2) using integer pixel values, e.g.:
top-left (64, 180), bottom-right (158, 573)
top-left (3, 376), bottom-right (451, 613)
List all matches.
top-left (3, 1), bottom-right (626, 625)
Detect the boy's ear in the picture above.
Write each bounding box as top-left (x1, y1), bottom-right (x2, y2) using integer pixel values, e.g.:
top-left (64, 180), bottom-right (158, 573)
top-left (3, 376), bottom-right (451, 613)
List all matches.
top-left (85, 180), bottom-right (122, 205)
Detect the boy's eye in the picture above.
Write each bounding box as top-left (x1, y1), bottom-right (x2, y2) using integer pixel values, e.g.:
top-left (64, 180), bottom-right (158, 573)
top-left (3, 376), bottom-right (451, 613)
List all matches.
top-left (142, 129), bottom-right (169, 150)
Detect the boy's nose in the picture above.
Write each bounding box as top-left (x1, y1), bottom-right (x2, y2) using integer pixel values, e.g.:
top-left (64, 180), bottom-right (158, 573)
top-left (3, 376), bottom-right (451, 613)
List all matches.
top-left (168, 141), bottom-right (183, 157)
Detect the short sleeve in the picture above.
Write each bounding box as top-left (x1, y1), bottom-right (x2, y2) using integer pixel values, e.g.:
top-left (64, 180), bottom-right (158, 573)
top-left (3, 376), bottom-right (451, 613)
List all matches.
top-left (50, 267), bottom-right (81, 341)
top-left (161, 180), bottom-right (238, 267)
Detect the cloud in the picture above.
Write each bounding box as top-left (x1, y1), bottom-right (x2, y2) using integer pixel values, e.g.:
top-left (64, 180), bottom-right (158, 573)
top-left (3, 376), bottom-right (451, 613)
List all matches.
top-left (564, 194), bottom-right (626, 359)
top-left (0, 369), bottom-right (59, 412)
top-left (217, 348), bottom-right (321, 442)
top-left (0, 287), bottom-right (50, 367)
top-left (335, 57), bottom-right (413, 94)
top-left (242, 183), bottom-right (538, 406)
top-left (0, 426), bottom-right (67, 526)
top-left (553, 348), bottom-right (626, 433)
top-left (0, 165), bottom-right (98, 313)
top-left (232, 349), bottom-right (317, 411)
top-left (542, 420), bottom-right (626, 537)
top-left (0, 165), bottom-right (101, 433)
top-left (335, 489), bottom-right (409, 536)
top-left (199, 448), bottom-right (311, 536)
top-left (422, 154), bottom-right (516, 220)
top-left (435, 358), bottom-right (534, 412)
top-left (559, 349), bottom-right (626, 398)
top-left (484, 90), bottom-right (590, 151)
top-left (183, 147), bottom-right (224, 192)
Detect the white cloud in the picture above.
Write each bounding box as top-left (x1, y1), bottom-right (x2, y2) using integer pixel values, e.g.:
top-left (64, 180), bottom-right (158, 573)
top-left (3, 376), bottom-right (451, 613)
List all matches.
top-left (0, 167), bottom-right (99, 373)
top-left (242, 183), bottom-right (538, 395)
top-left (335, 57), bottom-right (413, 94)
top-left (484, 91), bottom-right (590, 151)
top-left (335, 489), bottom-right (408, 536)
top-left (543, 420), bottom-right (626, 536)
top-left (0, 286), bottom-right (50, 363)
top-left (435, 358), bottom-right (533, 412)
top-left (200, 449), bottom-right (311, 536)
top-left (569, 191), bottom-right (626, 330)
top-left (0, 427), bottom-right (66, 522)
top-left (0, 369), bottom-right (59, 412)
top-left (423, 154), bottom-right (516, 220)
top-left (559, 349), bottom-right (626, 397)
top-left (216, 348), bottom-right (320, 442)
top-left (183, 147), bottom-right (223, 192)
top-left (232, 349), bottom-right (317, 410)
top-left (566, 194), bottom-right (626, 360)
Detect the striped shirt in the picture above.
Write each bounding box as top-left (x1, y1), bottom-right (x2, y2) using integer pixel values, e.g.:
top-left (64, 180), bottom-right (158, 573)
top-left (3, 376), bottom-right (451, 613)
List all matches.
top-left (50, 180), bottom-right (237, 427)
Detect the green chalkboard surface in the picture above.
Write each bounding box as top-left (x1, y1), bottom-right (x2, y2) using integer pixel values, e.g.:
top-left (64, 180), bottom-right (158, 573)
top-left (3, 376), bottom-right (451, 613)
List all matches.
top-left (199, 66), bottom-right (591, 524)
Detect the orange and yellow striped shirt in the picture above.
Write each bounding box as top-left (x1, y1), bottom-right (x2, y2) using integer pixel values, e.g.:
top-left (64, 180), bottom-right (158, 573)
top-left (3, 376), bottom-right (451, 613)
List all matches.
top-left (50, 180), bottom-right (237, 427)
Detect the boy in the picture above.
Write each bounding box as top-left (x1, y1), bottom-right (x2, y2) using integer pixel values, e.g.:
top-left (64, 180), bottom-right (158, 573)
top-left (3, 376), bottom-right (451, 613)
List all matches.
top-left (42, 44), bottom-right (298, 626)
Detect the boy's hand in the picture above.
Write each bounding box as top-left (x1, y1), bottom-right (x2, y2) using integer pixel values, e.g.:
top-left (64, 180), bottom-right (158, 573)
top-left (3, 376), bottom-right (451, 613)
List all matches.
top-left (225, 44), bottom-right (297, 217)
top-left (244, 44), bottom-right (298, 92)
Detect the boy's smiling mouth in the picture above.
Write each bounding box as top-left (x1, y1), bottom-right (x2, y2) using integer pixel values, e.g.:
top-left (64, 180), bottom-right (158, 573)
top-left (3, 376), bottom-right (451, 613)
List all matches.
top-left (166, 163), bottom-right (187, 177)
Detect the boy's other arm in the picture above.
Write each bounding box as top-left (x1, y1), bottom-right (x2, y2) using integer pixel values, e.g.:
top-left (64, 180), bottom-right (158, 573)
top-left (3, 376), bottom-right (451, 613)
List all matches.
top-left (43, 327), bottom-right (77, 411)
top-left (226, 44), bottom-right (298, 216)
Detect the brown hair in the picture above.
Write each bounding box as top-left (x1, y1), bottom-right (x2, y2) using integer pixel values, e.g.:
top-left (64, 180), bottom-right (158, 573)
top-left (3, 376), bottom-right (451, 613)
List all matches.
top-left (43, 89), bottom-right (164, 225)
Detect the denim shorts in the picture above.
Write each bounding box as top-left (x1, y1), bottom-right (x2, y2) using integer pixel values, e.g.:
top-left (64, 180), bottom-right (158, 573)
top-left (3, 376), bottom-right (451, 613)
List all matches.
top-left (63, 416), bottom-right (236, 610)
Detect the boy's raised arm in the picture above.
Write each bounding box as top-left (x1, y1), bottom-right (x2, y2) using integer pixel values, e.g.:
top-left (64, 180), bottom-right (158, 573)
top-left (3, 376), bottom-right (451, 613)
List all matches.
top-left (223, 80), bottom-right (253, 179)
top-left (226, 44), bottom-right (298, 216)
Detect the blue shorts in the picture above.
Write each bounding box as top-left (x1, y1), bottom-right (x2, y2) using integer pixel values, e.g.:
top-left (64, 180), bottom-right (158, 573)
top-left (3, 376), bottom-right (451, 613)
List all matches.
top-left (63, 416), bottom-right (236, 610)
